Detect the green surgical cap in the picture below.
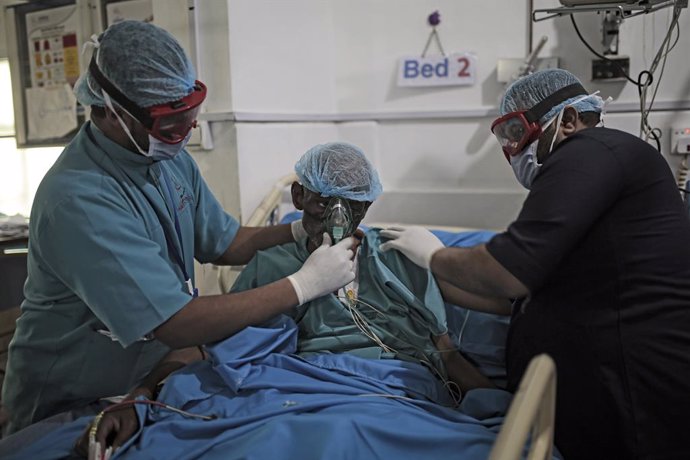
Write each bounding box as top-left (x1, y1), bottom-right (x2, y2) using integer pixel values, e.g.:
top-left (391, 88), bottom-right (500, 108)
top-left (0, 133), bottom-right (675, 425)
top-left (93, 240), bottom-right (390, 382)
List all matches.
top-left (74, 20), bottom-right (196, 108)
top-left (500, 69), bottom-right (606, 124)
top-left (295, 142), bottom-right (383, 202)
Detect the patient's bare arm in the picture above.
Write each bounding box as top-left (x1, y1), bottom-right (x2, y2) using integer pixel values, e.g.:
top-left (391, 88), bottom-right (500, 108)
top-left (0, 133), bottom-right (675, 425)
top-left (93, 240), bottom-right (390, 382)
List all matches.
top-left (74, 347), bottom-right (205, 457)
top-left (433, 333), bottom-right (495, 394)
top-left (437, 279), bottom-right (511, 316)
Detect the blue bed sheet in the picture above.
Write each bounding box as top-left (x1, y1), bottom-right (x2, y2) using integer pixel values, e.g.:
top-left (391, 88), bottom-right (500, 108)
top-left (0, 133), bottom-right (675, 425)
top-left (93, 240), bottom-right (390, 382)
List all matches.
top-left (5, 218), bottom-right (522, 459)
top-left (7, 316), bottom-right (537, 460)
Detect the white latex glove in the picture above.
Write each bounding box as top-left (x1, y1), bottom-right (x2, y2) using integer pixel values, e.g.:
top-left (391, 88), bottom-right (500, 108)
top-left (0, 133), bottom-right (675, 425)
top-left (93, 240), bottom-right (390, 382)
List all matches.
top-left (290, 219), bottom-right (308, 242)
top-left (379, 226), bottom-right (444, 269)
top-left (287, 233), bottom-right (356, 305)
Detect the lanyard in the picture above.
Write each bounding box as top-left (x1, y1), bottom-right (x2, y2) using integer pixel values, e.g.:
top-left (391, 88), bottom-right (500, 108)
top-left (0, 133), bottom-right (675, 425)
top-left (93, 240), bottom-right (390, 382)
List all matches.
top-left (84, 124), bottom-right (197, 297)
top-left (159, 166), bottom-right (198, 297)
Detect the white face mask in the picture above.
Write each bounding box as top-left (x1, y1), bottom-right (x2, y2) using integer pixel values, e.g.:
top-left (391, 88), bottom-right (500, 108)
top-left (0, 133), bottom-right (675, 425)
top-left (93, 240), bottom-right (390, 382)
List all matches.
top-left (509, 114), bottom-right (558, 190)
top-left (102, 90), bottom-right (191, 161)
top-left (147, 131), bottom-right (192, 161)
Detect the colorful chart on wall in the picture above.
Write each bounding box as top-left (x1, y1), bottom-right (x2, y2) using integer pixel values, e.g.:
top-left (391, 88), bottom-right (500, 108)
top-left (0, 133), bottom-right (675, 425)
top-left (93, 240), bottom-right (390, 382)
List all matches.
top-left (22, 4), bottom-right (80, 141)
top-left (25, 4), bottom-right (80, 89)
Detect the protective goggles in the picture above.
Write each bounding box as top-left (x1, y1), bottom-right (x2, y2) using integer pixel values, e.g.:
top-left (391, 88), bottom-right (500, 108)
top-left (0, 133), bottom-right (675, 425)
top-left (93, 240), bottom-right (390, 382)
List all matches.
top-left (491, 83), bottom-right (587, 160)
top-left (88, 57), bottom-right (207, 144)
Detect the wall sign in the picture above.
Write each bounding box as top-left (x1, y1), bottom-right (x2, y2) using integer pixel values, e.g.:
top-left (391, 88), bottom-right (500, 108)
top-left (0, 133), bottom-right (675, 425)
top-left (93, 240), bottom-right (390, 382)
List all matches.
top-left (397, 52), bottom-right (477, 87)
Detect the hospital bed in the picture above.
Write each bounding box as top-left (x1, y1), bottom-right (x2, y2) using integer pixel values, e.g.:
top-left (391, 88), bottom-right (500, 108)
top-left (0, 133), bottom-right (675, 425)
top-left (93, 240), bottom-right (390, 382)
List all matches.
top-left (232, 174), bottom-right (559, 459)
top-left (2, 175), bottom-right (558, 460)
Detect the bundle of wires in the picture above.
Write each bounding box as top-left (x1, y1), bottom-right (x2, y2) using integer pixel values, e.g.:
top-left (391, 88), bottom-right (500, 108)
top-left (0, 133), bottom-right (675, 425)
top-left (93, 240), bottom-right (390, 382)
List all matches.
top-left (338, 295), bottom-right (463, 407)
top-left (569, 1), bottom-right (684, 151)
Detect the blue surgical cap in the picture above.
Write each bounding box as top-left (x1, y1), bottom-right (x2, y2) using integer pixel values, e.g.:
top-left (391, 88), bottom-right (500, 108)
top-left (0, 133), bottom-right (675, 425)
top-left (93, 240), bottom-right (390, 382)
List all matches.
top-left (295, 142), bottom-right (383, 202)
top-left (74, 20), bottom-right (196, 108)
top-left (500, 69), bottom-right (607, 125)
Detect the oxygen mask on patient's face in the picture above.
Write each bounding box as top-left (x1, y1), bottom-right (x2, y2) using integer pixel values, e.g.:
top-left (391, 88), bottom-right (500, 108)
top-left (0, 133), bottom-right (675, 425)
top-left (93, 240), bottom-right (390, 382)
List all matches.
top-left (324, 197), bottom-right (353, 244)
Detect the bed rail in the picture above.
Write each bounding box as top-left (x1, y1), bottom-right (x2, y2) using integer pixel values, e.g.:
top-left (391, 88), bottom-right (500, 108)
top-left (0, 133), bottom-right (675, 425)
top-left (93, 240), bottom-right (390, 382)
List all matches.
top-left (489, 353), bottom-right (557, 460)
top-left (217, 173), bottom-right (298, 294)
top-left (245, 173), bottom-right (298, 227)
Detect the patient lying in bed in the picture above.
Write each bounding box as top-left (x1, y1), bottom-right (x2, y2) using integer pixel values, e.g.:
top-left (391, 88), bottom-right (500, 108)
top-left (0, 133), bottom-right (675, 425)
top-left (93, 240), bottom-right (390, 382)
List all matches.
top-left (7, 142), bottom-right (516, 460)
top-left (231, 142), bottom-right (508, 399)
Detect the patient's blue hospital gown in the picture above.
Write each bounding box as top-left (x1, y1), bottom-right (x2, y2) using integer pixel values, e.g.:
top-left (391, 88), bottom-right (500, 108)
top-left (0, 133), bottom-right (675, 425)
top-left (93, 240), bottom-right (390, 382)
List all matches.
top-left (231, 228), bottom-right (450, 381)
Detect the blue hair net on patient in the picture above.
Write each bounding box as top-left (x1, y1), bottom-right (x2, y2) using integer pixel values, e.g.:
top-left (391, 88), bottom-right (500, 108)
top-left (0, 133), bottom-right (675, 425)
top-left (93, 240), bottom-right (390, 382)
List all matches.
top-left (500, 69), bottom-right (608, 125)
top-left (74, 20), bottom-right (196, 108)
top-left (295, 142), bottom-right (383, 202)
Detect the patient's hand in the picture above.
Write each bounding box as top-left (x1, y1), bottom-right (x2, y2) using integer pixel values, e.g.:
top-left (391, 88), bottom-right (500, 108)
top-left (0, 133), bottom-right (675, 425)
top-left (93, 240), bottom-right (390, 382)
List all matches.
top-left (432, 333), bottom-right (495, 394)
top-left (74, 388), bottom-right (151, 457)
top-left (350, 228), bottom-right (365, 258)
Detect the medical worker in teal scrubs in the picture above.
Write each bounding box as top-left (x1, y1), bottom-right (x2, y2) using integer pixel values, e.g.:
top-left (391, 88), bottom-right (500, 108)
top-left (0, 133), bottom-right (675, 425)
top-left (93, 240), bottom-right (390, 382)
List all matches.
top-left (2, 20), bottom-right (356, 436)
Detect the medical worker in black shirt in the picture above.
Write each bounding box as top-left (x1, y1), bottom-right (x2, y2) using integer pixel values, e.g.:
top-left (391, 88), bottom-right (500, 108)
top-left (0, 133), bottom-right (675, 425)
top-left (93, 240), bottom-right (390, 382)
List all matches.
top-left (380, 68), bottom-right (690, 460)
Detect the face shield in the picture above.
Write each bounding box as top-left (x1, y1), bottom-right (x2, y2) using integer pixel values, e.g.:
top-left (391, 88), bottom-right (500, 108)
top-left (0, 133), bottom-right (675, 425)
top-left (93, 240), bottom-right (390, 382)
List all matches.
top-left (491, 83), bottom-right (587, 161)
top-left (88, 56), bottom-right (207, 144)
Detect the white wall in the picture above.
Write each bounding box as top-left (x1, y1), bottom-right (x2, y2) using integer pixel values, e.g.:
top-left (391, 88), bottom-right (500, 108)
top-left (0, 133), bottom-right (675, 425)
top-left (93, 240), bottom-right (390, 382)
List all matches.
top-left (201, 0), bottom-right (533, 231)
top-left (226, 0), bottom-right (336, 114)
top-left (198, 0), bottom-right (689, 233)
top-left (3, 0), bottom-right (688, 292)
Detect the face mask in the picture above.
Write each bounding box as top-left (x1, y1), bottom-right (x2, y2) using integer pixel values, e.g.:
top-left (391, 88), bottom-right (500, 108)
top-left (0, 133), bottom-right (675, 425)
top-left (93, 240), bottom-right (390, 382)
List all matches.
top-left (147, 131), bottom-right (192, 161)
top-left (510, 114), bottom-right (558, 190)
top-left (510, 139), bottom-right (540, 190)
top-left (102, 90), bottom-right (191, 161)
top-left (324, 197), bottom-right (353, 244)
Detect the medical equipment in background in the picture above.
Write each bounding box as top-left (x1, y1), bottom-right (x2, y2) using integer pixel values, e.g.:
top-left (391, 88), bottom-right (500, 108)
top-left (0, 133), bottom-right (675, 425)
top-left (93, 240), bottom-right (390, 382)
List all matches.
top-left (324, 197), bottom-right (354, 244)
top-left (532, 0), bottom-right (687, 152)
top-left (535, 0), bottom-right (681, 20)
top-left (517, 35), bottom-right (549, 79)
top-left (496, 36), bottom-right (561, 85)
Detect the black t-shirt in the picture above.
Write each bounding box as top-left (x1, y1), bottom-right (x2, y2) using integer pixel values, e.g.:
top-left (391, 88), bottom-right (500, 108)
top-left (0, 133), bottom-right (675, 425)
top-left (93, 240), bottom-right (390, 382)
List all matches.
top-left (487, 127), bottom-right (690, 459)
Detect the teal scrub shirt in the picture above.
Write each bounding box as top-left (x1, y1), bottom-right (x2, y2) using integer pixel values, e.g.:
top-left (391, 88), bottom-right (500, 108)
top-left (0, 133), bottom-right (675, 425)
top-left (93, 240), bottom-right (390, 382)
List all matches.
top-left (2, 122), bottom-right (239, 433)
top-left (231, 229), bottom-right (448, 378)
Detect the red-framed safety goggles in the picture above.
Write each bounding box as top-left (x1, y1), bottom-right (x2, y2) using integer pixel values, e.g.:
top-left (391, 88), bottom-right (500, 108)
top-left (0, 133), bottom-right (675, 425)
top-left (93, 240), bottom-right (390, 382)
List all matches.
top-left (146, 82), bottom-right (207, 144)
top-left (491, 111), bottom-right (542, 160)
top-left (491, 83), bottom-right (587, 161)
top-left (89, 57), bottom-right (207, 144)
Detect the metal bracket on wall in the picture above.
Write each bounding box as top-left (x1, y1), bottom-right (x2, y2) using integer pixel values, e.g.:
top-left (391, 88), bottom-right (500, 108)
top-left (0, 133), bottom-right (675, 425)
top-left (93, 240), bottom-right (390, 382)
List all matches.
top-left (532, 1), bottom-right (680, 22)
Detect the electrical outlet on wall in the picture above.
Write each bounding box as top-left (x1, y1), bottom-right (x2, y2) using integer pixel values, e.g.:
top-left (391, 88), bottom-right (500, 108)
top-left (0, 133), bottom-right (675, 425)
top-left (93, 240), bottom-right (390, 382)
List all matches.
top-left (671, 127), bottom-right (690, 155)
top-left (592, 57), bottom-right (630, 81)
